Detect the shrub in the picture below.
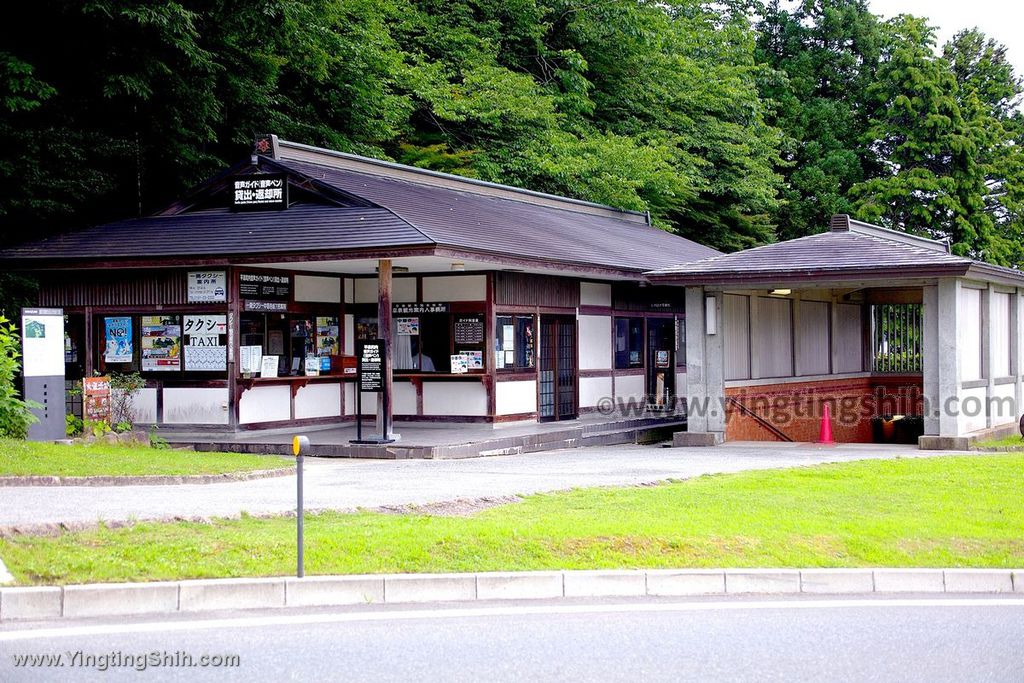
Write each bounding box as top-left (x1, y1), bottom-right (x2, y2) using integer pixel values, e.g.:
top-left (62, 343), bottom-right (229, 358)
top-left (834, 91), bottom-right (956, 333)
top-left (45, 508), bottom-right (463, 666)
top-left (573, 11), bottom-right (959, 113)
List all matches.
top-left (109, 371), bottom-right (146, 428)
top-left (0, 316), bottom-right (40, 438)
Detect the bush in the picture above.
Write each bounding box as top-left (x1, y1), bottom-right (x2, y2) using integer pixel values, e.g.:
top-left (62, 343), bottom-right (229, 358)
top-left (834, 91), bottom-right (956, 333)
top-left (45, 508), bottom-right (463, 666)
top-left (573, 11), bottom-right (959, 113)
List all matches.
top-left (0, 316), bottom-right (39, 438)
top-left (109, 371), bottom-right (146, 428)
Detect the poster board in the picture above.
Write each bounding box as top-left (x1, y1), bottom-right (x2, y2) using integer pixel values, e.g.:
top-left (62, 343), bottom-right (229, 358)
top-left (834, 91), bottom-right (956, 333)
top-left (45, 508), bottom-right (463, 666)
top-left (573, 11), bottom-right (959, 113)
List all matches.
top-left (358, 340), bottom-right (384, 392)
top-left (187, 271), bottom-right (227, 303)
top-left (183, 315), bottom-right (227, 371)
top-left (104, 316), bottom-right (133, 364)
top-left (140, 315), bottom-right (181, 372)
top-left (260, 355), bottom-right (279, 378)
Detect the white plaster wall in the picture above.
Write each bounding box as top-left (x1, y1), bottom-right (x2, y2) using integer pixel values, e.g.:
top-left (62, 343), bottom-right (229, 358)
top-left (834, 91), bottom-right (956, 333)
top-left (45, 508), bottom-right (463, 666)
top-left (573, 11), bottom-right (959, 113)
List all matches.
top-left (354, 278), bottom-right (378, 303)
top-left (393, 381), bottom-right (418, 415)
top-left (239, 385), bottom-right (291, 424)
top-left (723, 294), bottom-right (750, 380)
top-left (958, 287), bottom-right (983, 381)
top-left (958, 385), bottom-right (988, 434)
top-left (579, 376), bottom-right (612, 408)
top-left (578, 315), bottom-right (612, 370)
top-left (797, 299), bottom-right (830, 376)
top-left (834, 303), bottom-right (864, 374)
top-left (615, 374), bottom-right (646, 404)
top-left (424, 381), bottom-right (488, 416)
top-left (294, 382), bottom-right (341, 419)
top-left (344, 278), bottom-right (354, 304)
top-left (164, 387), bottom-right (229, 425)
top-left (344, 382), bottom-right (355, 416)
top-left (422, 275), bottom-right (486, 302)
top-left (294, 275), bottom-right (341, 303)
top-left (393, 277), bottom-right (417, 303)
top-left (991, 291), bottom-right (1011, 377)
top-left (127, 387), bottom-right (157, 424)
top-left (344, 314), bottom-right (355, 355)
top-left (496, 380), bottom-right (537, 415)
top-left (581, 282), bottom-right (612, 307)
top-left (992, 382), bottom-right (1017, 426)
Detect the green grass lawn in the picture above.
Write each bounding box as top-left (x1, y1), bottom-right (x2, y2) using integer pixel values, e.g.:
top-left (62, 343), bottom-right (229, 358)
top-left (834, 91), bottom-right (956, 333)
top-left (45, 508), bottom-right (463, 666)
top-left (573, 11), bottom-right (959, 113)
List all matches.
top-left (974, 434), bottom-right (1024, 450)
top-left (0, 438), bottom-right (289, 477)
top-left (2, 454), bottom-right (1022, 585)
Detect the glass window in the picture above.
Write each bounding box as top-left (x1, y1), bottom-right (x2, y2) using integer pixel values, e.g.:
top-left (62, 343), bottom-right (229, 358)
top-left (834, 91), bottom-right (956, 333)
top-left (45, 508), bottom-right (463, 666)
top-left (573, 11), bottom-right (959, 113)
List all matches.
top-left (614, 317), bottom-right (644, 369)
top-left (675, 316), bottom-right (686, 368)
top-left (496, 315), bottom-right (535, 371)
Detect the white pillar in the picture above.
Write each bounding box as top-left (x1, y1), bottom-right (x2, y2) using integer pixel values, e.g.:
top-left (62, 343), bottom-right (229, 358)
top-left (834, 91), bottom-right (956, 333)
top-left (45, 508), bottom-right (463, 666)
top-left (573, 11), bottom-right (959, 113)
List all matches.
top-left (684, 287), bottom-right (725, 441)
top-left (922, 284), bottom-right (939, 436)
top-left (936, 278), bottom-right (961, 437)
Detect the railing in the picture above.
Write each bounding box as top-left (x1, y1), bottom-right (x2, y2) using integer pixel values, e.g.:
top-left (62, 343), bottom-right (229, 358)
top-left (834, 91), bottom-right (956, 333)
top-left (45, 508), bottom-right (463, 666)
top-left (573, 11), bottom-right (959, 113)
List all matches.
top-left (871, 304), bottom-right (923, 373)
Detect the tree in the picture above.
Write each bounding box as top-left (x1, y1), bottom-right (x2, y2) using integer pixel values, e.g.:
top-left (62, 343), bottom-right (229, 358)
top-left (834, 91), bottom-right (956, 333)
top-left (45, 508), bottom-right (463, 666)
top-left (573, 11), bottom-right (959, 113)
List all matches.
top-left (850, 16), bottom-right (1002, 261)
top-left (756, 0), bottom-right (883, 240)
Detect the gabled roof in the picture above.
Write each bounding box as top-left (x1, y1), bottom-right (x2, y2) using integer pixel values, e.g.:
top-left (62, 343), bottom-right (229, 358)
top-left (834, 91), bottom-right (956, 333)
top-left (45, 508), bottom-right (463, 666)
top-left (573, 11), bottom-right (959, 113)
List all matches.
top-left (0, 204), bottom-right (430, 261)
top-left (273, 156), bottom-right (720, 272)
top-left (645, 214), bottom-right (1024, 287)
top-left (0, 136), bottom-right (720, 277)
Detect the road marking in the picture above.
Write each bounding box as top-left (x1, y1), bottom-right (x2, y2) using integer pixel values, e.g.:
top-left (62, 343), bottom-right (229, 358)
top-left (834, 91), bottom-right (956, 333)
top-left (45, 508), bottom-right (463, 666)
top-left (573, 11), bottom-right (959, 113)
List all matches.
top-left (2, 597), bottom-right (1024, 641)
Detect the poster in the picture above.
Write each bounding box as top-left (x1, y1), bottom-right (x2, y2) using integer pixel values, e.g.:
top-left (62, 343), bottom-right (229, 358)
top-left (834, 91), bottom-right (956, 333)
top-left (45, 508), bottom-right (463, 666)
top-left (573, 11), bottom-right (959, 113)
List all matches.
top-left (187, 271), bottom-right (226, 303)
top-left (304, 355), bottom-right (320, 377)
top-left (396, 317), bottom-right (419, 335)
top-left (502, 325), bottom-right (515, 350)
top-left (260, 355), bottom-right (279, 378)
top-left (140, 316), bottom-right (181, 372)
top-left (240, 345), bottom-right (263, 375)
top-left (184, 315), bottom-right (227, 371)
top-left (315, 317), bottom-right (339, 356)
top-left (463, 350), bottom-right (483, 370)
top-left (450, 353), bottom-right (469, 374)
top-left (104, 317), bottom-right (133, 363)
top-left (83, 376), bottom-right (112, 422)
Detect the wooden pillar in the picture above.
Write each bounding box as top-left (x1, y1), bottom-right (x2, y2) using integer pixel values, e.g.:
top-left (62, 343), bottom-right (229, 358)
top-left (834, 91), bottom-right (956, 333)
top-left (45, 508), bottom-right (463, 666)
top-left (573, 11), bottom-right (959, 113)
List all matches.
top-left (377, 259), bottom-right (394, 438)
top-left (227, 266), bottom-right (241, 430)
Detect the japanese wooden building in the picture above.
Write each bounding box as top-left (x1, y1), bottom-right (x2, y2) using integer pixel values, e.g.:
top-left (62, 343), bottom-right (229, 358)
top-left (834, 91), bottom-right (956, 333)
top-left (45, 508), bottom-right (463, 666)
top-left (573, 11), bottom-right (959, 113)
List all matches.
top-left (1, 135), bottom-right (714, 433)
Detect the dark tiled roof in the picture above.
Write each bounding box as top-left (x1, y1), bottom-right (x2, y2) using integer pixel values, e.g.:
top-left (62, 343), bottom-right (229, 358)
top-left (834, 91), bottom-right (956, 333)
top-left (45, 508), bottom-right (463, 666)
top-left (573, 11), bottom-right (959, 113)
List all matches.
top-left (647, 228), bottom-right (976, 284)
top-left (0, 204), bottom-right (430, 261)
top-left (275, 158), bottom-right (721, 272)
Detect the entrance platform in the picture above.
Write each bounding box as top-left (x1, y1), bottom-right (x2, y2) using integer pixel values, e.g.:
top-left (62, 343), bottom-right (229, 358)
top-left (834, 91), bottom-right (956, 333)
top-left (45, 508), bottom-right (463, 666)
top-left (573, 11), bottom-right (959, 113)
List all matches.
top-left (169, 414), bottom-right (687, 459)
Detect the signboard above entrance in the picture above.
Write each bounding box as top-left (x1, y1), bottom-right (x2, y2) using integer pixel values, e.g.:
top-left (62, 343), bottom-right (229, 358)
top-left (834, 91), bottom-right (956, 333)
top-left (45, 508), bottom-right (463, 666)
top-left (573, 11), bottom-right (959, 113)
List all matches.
top-left (231, 174), bottom-right (288, 211)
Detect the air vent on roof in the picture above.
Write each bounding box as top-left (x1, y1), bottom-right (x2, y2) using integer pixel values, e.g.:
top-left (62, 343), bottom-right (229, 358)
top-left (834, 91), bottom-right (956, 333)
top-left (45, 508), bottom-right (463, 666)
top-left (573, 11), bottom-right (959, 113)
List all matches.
top-left (830, 214), bottom-right (851, 232)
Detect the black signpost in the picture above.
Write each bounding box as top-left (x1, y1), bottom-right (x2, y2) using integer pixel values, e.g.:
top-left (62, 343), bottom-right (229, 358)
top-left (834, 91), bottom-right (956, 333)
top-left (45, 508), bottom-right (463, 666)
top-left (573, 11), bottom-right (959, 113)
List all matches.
top-left (351, 339), bottom-right (393, 444)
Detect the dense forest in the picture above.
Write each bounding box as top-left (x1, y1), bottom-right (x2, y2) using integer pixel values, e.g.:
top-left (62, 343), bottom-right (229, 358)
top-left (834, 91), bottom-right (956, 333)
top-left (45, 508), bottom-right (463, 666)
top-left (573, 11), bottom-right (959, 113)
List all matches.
top-left (1, 0), bottom-right (1022, 311)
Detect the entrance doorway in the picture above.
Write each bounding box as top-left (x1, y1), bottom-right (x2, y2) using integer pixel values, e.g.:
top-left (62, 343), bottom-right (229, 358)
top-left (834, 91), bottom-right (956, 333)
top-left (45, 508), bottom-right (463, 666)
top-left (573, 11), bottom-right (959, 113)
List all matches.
top-left (539, 316), bottom-right (577, 421)
top-left (646, 318), bottom-right (675, 410)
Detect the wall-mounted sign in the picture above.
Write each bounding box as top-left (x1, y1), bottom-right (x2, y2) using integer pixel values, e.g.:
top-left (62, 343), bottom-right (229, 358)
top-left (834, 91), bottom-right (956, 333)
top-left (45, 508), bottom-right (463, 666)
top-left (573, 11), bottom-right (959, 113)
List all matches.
top-left (183, 315), bottom-right (227, 371)
top-left (244, 300), bottom-right (288, 312)
top-left (231, 174), bottom-right (288, 211)
top-left (392, 303), bottom-right (449, 314)
top-left (396, 317), bottom-right (419, 335)
top-left (358, 340), bottom-right (384, 392)
top-left (187, 271), bottom-right (227, 303)
top-left (454, 314), bottom-right (484, 345)
top-left (239, 272), bottom-right (291, 301)
top-left (104, 316), bottom-right (133, 364)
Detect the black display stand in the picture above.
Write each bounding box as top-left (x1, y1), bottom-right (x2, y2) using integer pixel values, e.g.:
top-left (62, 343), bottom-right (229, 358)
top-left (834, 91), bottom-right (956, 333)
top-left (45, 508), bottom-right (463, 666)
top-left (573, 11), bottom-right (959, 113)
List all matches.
top-left (351, 339), bottom-right (395, 444)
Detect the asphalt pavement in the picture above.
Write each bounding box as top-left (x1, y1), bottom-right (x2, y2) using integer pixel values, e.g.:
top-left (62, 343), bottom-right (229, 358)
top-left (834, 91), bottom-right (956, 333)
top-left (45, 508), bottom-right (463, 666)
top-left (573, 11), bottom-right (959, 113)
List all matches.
top-left (1, 594), bottom-right (1021, 682)
top-left (0, 443), bottom-right (948, 529)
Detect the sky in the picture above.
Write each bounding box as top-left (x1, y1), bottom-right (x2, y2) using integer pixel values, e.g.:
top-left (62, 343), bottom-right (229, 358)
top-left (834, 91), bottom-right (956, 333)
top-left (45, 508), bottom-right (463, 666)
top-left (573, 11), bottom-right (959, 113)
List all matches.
top-left (870, 0), bottom-right (1024, 74)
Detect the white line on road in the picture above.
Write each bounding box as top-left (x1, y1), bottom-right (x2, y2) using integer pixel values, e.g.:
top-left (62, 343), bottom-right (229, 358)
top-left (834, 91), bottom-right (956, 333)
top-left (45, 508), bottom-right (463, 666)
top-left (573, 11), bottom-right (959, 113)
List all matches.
top-left (3, 597), bottom-right (1024, 642)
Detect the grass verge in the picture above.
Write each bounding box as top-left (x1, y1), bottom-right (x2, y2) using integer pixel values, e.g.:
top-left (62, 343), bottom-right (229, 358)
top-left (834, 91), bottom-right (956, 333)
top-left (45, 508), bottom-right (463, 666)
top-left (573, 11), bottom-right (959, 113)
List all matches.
top-left (0, 438), bottom-right (289, 477)
top-left (974, 434), bottom-right (1024, 450)
top-left (2, 454), bottom-right (1022, 585)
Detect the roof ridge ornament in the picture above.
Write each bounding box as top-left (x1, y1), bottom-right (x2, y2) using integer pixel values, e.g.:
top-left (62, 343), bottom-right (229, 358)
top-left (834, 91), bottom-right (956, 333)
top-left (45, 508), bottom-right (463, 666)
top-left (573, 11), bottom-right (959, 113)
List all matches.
top-left (253, 134), bottom-right (280, 162)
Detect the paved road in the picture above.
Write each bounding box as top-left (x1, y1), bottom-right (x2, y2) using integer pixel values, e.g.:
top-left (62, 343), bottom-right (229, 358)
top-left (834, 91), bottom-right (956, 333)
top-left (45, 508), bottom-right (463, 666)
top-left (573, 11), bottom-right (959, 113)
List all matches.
top-left (0, 443), bottom-right (945, 528)
top-left (2, 595), bottom-right (1021, 682)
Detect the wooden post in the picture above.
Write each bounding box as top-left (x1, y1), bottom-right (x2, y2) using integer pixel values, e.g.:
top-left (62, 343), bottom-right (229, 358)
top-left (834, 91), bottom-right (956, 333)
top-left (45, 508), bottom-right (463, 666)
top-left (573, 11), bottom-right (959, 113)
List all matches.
top-left (377, 259), bottom-right (394, 439)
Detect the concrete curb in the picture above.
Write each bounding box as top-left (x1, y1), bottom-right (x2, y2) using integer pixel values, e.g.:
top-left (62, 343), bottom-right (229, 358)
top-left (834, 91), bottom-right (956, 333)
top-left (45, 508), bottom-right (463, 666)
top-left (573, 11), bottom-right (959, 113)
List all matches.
top-left (0, 568), bottom-right (1020, 621)
top-left (0, 467), bottom-right (292, 488)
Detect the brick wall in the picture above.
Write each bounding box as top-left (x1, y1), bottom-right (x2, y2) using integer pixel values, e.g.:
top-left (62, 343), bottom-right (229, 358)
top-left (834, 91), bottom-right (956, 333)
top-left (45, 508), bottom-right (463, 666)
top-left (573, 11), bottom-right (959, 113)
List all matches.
top-left (724, 376), bottom-right (923, 443)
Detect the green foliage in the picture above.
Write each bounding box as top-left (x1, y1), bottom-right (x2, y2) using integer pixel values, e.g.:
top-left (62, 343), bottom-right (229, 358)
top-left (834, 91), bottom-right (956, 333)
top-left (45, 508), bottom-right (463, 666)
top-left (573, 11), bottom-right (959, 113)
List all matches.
top-left (84, 419), bottom-right (112, 439)
top-left (65, 414), bottom-right (83, 437)
top-left (1, 0), bottom-right (1023, 268)
top-left (108, 371), bottom-right (146, 428)
top-left (0, 316), bottom-right (39, 439)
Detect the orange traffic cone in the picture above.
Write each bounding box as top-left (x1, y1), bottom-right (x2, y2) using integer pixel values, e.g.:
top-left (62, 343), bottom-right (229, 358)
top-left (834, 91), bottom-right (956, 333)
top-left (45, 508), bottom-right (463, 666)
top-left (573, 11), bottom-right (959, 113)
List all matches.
top-left (818, 403), bottom-right (835, 445)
